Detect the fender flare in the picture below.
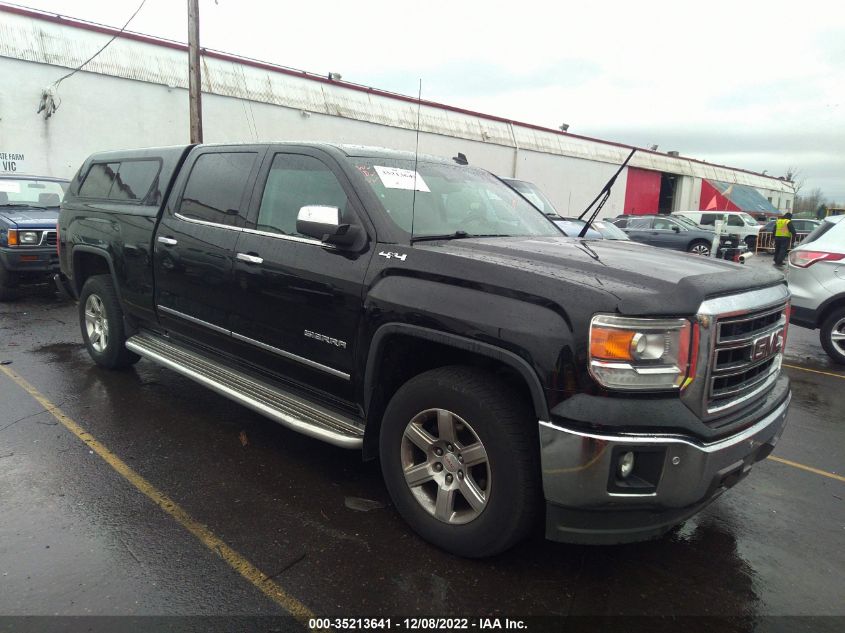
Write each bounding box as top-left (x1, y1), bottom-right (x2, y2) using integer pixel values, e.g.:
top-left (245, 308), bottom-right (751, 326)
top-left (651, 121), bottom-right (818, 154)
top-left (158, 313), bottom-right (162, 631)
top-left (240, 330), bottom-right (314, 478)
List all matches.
top-left (71, 245), bottom-right (122, 303)
top-left (364, 323), bottom-right (550, 421)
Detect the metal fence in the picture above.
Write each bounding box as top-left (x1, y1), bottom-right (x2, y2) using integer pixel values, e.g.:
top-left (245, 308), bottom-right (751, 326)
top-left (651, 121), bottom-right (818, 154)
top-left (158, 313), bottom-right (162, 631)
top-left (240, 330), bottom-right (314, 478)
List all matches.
top-left (754, 231), bottom-right (811, 254)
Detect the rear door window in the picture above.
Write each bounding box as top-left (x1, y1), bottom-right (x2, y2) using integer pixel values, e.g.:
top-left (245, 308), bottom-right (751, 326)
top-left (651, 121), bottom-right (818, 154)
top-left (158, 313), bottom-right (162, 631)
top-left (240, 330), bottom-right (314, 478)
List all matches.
top-left (178, 152), bottom-right (258, 226)
top-left (627, 217), bottom-right (653, 230)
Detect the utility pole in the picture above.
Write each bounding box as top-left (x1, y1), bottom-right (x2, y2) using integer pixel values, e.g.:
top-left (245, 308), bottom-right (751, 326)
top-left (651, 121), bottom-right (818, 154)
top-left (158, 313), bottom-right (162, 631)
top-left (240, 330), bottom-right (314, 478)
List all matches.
top-left (188, 0), bottom-right (203, 143)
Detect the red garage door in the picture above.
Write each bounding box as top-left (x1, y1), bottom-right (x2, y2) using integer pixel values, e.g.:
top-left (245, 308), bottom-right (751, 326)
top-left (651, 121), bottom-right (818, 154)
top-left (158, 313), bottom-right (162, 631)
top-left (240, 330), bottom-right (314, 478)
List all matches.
top-left (624, 167), bottom-right (661, 215)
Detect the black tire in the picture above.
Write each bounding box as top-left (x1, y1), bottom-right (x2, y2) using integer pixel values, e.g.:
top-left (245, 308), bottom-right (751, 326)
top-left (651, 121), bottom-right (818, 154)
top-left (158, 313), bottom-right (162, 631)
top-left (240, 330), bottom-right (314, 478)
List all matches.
top-left (820, 307), bottom-right (845, 365)
top-left (0, 264), bottom-right (19, 302)
top-left (379, 366), bottom-right (541, 557)
top-left (78, 275), bottom-right (141, 369)
top-left (687, 240), bottom-right (711, 256)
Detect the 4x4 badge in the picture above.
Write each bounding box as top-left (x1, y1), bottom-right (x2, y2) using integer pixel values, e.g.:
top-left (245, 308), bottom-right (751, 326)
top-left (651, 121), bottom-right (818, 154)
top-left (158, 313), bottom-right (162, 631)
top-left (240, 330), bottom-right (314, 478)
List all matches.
top-left (379, 251), bottom-right (407, 261)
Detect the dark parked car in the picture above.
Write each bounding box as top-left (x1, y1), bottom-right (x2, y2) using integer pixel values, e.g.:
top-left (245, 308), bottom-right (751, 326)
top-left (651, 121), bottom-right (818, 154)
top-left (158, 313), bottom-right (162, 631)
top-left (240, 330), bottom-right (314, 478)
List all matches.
top-left (59, 143), bottom-right (791, 557)
top-left (0, 174), bottom-right (68, 300)
top-left (611, 215), bottom-right (719, 256)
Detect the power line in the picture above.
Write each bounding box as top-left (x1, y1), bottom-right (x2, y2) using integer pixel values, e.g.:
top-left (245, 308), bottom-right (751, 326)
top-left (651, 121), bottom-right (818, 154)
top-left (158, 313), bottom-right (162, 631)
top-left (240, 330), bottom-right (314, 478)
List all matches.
top-left (38, 0), bottom-right (148, 118)
top-left (53, 0), bottom-right (148, 87)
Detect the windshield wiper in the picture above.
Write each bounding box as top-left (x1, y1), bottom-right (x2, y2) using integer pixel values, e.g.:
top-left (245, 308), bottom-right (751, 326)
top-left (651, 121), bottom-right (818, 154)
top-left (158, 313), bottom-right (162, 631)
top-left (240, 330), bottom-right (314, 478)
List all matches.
top-left (410, 231), bottom-right (473, 243)
top-left (0, 203), bottom-right (48, 209)
top-left (577, 148), bottom-right (636, 237)
top-left (411, 231), bottom-right (515, 243)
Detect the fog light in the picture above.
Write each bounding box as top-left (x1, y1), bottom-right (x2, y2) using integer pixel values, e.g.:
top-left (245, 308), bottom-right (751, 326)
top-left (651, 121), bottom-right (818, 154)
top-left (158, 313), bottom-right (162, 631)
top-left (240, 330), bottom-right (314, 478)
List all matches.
top-left (618, 451), bottom-right (635, 479)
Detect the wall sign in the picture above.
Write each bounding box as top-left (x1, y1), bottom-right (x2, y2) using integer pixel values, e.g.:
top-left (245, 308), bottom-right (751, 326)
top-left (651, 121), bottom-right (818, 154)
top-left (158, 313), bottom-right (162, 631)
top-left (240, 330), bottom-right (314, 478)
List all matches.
top-left (0, 152), bottom-right (25, 173)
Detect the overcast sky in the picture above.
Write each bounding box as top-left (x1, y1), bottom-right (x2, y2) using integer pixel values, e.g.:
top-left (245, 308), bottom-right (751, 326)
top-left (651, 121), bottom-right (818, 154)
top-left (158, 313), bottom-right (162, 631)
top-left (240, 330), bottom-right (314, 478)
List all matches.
top-left (17, 0), bottom-right (845, 200)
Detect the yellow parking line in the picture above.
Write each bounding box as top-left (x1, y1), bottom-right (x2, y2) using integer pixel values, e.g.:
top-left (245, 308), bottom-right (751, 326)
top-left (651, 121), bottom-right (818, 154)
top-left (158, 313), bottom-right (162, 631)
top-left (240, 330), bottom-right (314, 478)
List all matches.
top-left (767, 455), bottom-right (845, 483)
top-left (0, 365), bottom-right (317, 623)
top-left (783, 363), bottom-right (845, 380)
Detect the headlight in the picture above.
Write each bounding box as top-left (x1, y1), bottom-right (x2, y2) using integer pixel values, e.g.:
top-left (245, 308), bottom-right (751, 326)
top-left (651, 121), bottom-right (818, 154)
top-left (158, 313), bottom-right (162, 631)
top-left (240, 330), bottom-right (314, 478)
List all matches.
top-left (589, 315), bottom-right (695, 390)
top-left (6, 229), bottom-right (41, 246)
top-left (19, 230), bottom-right (39, 244)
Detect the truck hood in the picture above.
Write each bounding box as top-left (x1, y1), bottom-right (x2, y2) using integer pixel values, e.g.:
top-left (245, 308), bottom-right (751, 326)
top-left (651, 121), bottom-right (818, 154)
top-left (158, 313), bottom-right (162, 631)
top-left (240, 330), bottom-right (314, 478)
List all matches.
top-left (0, 208), bottom-right (59, 228)
top-left (417, 236), bottom-right (785, 315)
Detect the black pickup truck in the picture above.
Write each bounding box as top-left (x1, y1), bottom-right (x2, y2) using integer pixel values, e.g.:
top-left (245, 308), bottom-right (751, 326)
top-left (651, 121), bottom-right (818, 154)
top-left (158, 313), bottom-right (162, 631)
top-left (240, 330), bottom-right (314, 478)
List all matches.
top-left (58, 143), bottom-right (792, 557)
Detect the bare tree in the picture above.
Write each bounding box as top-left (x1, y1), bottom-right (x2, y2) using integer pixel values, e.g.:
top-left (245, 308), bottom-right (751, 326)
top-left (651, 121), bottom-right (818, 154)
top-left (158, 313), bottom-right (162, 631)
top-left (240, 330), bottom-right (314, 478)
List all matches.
top-left (794, 187), bottom-right (826, 214)
top-left (784, 165), bottom-right (805, 194)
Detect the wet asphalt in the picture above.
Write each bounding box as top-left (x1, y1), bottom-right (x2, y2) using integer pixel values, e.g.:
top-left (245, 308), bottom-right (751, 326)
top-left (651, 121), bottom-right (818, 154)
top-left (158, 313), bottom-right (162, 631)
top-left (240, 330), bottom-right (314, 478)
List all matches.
top-left (0, 254), bottom-right (843, 629)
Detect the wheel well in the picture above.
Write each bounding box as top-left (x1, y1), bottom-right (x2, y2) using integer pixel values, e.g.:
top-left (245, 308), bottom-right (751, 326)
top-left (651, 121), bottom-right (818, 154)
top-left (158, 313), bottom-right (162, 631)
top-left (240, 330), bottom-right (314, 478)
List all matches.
top-left (72, 251), bottom-right (112, 295)
top-left (818, 296), bottom-right (845, 328)
top-left (362, 333), bottom-right (537, 460)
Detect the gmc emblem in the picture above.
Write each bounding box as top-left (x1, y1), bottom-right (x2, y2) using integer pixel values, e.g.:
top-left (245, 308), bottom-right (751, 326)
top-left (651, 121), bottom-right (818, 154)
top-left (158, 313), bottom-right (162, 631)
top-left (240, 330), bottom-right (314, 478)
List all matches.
top-left (750, 328), bottom-right (784, 362)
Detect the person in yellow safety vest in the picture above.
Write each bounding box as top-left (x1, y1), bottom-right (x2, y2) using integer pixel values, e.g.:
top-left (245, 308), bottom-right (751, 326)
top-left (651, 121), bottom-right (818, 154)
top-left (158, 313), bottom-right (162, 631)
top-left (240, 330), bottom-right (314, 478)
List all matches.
top-left (773, 212), bottom-right (796, 267)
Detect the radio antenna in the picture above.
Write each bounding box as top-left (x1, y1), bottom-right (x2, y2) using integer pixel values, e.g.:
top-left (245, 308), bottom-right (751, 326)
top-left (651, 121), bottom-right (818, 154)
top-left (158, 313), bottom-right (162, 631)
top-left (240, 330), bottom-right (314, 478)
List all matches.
top-left (410, 79), bottom-right (422, 239)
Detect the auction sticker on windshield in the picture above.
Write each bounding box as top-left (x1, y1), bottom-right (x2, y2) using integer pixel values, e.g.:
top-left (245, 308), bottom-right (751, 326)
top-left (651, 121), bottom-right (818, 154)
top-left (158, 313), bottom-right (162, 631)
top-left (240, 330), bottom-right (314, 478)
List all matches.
top-left (374, 165), bottom-right (430, 192)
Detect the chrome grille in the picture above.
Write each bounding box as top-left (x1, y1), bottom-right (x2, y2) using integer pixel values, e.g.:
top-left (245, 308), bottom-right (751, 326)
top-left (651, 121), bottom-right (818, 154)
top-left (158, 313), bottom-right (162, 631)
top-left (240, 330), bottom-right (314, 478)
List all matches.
top-left (42, 231), bottom-right (57, 246)
top-left (707, 303), bottom-right (788, 415)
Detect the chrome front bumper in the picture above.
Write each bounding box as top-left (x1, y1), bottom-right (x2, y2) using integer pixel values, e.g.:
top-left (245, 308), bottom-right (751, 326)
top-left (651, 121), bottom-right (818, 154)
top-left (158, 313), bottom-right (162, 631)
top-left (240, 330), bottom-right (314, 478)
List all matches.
top-left (540, 390), bottom-right (791, 544)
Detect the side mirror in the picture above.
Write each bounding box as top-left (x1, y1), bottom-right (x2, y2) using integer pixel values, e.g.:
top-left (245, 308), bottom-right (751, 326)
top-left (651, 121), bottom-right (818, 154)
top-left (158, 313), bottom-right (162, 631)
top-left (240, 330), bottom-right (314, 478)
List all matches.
top-left (672, 226), bottom-right (680, 233)
top-left (296, 205), bottom-right (361, 247)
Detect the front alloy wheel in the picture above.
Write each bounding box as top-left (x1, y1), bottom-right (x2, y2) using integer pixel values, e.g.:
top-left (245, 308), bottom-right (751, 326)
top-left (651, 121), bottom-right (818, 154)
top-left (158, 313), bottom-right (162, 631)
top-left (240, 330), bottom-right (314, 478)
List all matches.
top-left (401, 409), bottom-right (490, 525)
top-left (380, 366), bottom-right (541, 557)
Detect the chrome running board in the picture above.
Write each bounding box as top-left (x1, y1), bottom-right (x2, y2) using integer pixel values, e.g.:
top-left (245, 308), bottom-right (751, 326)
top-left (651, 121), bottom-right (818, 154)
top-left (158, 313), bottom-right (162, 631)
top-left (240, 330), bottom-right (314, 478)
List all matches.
top-left (125, 332), bottom-right (364, 449)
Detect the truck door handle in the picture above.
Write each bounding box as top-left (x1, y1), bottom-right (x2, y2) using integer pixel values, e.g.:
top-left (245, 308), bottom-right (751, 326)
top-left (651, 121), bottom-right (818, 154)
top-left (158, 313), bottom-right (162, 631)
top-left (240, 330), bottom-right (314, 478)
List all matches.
top-left (236, 252), bottom-right (264, 265)
top-left (157, 236), bottom-right (178, 246)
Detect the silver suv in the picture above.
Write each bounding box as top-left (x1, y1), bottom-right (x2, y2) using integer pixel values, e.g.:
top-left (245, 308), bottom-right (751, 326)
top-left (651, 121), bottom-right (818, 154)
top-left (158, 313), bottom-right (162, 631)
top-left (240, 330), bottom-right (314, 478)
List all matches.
top-left (786, 215), bottom-right (845, 363)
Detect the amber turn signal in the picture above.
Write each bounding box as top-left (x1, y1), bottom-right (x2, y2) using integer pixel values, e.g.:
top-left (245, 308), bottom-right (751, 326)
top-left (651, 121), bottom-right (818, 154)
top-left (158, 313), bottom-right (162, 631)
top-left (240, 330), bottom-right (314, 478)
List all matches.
top-left (590, 327), bottom-right (636, 361)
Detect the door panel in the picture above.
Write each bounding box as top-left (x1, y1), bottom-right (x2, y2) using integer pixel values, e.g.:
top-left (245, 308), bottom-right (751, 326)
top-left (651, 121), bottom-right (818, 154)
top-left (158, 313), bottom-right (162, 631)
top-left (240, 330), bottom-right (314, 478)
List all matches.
top-left (229, 151), bottom-right (372, 404)
top-left (623, 217), bottom-right (654, 244)
top-left (154, 149), bottom-right (261, 346)
top-left (650, 216), bottom-right (686, 250)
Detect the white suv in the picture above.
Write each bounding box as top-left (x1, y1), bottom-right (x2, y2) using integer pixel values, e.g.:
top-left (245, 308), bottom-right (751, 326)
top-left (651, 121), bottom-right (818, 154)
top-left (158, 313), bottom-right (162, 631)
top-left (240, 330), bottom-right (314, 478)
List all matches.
top-left (786, 215), bottom-right (845, 364)
top-left (674, 211), bottom-right (761, 247)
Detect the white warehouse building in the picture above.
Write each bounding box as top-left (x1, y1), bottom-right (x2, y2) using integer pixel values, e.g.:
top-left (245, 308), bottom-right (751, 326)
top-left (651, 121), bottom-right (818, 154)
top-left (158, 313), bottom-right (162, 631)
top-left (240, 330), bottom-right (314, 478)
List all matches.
top-left (0, 4), bottom-right (795, 218)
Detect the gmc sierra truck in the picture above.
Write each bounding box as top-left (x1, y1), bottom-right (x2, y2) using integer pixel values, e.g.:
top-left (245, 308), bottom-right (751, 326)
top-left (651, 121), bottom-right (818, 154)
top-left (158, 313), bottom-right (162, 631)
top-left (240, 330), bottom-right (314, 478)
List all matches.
top-left (58, 143), bottom-right (791, 557)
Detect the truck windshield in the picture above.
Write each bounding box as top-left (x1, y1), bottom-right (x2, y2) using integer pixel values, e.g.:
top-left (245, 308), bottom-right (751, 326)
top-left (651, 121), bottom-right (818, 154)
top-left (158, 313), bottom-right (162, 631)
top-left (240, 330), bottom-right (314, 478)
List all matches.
top-left (739, 212), bottom-right (758, 226)
top-left (503, 179), bottom-right (559, 216)
top-left (352, 159), bottom-right (562, 239)
top-left (0, 178), bottom-right (68, 207)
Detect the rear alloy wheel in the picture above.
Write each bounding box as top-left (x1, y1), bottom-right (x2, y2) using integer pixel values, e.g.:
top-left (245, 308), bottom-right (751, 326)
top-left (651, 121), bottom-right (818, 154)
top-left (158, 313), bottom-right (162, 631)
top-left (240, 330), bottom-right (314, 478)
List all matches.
top-left (380, 366), bottom-right (540, 557)
top-left (78, 275), bottom-right (141, 369)
top-left (820, 307), bottom-right (845, 365)
top-left (688, 241), bottom-right (711, 256)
